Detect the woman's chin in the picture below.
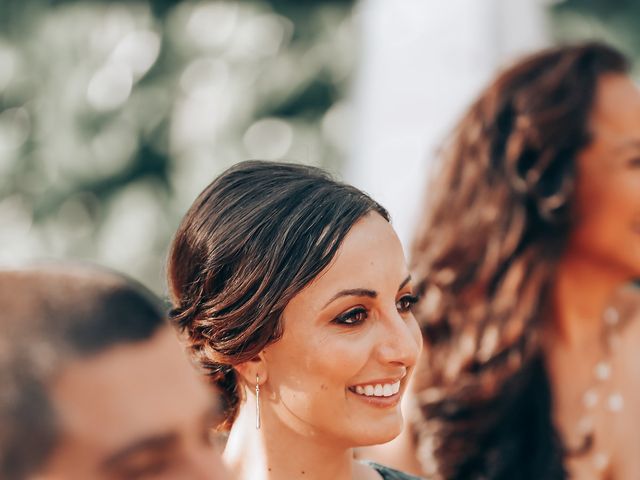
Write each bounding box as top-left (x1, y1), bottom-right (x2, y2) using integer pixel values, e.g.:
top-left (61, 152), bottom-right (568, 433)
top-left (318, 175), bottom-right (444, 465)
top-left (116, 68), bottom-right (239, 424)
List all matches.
top-left (351, 417), bottom-right (403, 447)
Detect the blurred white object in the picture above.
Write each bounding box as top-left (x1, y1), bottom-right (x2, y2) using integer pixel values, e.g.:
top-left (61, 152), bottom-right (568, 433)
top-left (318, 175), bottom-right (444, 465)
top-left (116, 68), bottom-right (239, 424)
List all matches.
top-left (347, 0), bottom-right (549, 249)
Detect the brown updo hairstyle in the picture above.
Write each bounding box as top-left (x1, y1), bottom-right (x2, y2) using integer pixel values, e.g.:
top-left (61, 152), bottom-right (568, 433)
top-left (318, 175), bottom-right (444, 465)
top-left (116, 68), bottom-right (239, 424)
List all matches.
top-left (167, 160), bottom-right (388, 430)
top-left (410, 43), bottom-right (629, 479)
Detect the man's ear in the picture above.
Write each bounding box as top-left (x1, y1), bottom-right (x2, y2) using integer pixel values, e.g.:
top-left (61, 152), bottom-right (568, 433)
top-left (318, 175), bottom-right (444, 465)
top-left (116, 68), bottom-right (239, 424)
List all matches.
top-left (234, 351), bottom-right (267, 390)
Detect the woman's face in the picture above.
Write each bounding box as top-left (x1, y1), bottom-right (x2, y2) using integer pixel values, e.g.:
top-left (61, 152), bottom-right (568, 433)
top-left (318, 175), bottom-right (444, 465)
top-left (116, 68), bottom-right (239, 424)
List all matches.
top-left (261, 212), bottom-right (422, 447)
top-left (568, 73), bottom-right (640, 279)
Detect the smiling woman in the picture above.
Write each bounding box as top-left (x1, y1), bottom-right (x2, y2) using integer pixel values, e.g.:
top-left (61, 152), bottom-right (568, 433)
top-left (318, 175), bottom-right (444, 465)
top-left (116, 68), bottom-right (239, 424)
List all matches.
top-left (409, 42), bottom-right (640, 480)
top-left (167, 161), bottom-right (425, 480)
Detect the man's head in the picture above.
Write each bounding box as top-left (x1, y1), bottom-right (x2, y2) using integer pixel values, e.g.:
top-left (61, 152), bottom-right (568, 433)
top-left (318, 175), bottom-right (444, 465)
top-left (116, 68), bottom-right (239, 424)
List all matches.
top-left (0, 264), bottom-right (227, 479)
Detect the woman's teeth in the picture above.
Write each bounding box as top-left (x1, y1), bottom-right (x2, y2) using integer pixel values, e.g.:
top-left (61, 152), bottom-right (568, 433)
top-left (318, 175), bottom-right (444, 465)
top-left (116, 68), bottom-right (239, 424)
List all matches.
top-left (351, 381), bottom-right (400, 397)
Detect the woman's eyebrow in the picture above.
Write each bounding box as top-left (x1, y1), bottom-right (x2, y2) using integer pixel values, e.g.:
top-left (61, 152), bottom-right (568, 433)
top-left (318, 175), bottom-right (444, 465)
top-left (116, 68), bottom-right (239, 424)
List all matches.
top-left (398, 275), bottom-right (412, 291)
top-left (321, 275), bottom-right (412, 308)
top-left (614, 138), bottom-right (640, 153)
top-left (322, 288), bottom-right (377, 308)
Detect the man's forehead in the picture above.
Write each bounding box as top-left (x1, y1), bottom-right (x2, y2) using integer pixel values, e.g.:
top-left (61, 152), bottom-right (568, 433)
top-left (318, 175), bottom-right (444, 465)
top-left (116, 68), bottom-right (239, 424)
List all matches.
top-left (49, 329), bottom-right (216, 449)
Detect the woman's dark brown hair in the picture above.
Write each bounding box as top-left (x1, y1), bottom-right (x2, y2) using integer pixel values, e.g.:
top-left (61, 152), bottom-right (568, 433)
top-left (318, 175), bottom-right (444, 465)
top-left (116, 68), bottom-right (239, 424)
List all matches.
top-left (167, 160), bottom-right (388, 430)
top-left (410, 42), bottom-right (629, 479)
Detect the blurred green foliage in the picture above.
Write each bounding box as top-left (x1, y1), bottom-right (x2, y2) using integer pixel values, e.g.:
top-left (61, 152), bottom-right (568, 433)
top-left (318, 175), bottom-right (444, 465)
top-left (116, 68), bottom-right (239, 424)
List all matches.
top-left (552, 0), bottom-right (640, 72)
top-left (1, 0), bottom-right (639, 293)
top-left (0, 0), bottom-right (355, 292)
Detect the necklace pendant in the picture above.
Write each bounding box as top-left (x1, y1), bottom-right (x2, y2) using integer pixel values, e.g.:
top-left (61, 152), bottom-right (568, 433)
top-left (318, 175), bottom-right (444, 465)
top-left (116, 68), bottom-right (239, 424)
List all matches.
top-left (594, 361), bottom-right (612, 381)
top-left (607, 392), bottom-right (624, 412)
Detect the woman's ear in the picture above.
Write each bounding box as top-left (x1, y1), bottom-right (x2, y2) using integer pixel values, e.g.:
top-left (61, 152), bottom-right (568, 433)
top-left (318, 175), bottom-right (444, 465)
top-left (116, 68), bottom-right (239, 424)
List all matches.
top-left (234, 351), bottom-right (268, 389)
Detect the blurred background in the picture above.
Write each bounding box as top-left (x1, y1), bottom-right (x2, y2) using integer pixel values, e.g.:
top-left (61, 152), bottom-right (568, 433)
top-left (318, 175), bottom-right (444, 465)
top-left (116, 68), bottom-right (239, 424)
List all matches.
top-left (0, 0), bottom-right (638, 293)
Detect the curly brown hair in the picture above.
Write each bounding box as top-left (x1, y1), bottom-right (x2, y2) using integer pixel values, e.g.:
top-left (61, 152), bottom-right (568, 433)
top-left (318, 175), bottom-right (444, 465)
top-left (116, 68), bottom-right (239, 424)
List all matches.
top-left (410, 42), bottom-right (629, 479)
top-left (167, 160), bottom-right (388, 431)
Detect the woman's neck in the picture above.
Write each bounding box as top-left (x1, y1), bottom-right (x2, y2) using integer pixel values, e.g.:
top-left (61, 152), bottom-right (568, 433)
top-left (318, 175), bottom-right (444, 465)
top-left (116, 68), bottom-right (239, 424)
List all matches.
top-left (223, 395), bottom-right (356, 480)
top-left (551, 252), bottom-right (629, 347)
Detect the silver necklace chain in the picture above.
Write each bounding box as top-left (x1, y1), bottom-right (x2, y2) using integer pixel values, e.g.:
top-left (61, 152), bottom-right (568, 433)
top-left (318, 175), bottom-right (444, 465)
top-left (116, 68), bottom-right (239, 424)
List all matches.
top-left (568, 305), bottom-right (624, 473)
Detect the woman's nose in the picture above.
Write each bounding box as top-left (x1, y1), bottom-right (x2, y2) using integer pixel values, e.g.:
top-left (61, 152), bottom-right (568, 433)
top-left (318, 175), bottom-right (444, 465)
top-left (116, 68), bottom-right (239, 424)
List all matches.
top-left (376, 309), bottom-right (421, 367)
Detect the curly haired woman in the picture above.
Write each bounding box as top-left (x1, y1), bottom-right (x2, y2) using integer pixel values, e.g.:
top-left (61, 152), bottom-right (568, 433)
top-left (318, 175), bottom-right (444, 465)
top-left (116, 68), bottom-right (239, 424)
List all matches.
top-left (410, 42), bottom-right (640, 479)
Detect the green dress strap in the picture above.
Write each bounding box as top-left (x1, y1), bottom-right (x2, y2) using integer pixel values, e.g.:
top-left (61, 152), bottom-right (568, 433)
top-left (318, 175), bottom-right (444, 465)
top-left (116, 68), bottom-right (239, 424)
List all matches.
top-left (366, 461), bottom-right (427, 480)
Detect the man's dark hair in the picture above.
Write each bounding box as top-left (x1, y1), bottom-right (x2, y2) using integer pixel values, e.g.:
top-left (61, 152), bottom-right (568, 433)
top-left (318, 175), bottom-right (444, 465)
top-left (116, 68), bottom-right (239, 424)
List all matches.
top-left (0, 264), bottom-right (167, 479)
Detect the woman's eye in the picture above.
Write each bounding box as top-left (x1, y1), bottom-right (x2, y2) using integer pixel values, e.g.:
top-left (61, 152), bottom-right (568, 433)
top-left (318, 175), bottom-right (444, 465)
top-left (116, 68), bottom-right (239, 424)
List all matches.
top-left (333, 307), bottom-right (367, 326)
top-left (396, 294), bottom-right (418, 313)
top-left (629, 157), bottom-right (640, 168)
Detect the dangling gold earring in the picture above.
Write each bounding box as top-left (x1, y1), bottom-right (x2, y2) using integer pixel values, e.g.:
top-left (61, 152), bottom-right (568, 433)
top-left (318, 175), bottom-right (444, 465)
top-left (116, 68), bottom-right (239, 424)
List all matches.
top-left (255, 374), bottom-right (261, 430)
